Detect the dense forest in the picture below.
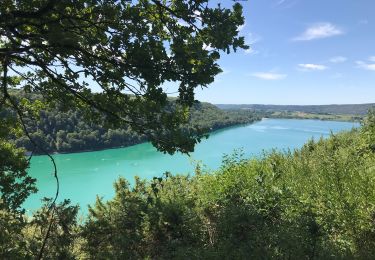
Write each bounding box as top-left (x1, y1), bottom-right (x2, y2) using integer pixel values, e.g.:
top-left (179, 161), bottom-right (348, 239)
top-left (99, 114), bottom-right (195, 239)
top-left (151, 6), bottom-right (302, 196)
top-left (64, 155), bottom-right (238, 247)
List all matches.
top-left (2, 110), bottom-right (374, 259)
top-left (265, 111), bottom-right (363, 122)
top-left (5, 1), bottom-right (374, 259)
top-left (5, 91), bottom-right (261, 154)
top-left (216, 103), bottom-right (374, 115)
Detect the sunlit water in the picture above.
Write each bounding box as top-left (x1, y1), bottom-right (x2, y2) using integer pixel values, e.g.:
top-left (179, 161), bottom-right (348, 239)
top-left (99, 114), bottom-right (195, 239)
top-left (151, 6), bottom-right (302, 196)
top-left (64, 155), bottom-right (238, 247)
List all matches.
top-left (24, 119), bottom-right (358, 214)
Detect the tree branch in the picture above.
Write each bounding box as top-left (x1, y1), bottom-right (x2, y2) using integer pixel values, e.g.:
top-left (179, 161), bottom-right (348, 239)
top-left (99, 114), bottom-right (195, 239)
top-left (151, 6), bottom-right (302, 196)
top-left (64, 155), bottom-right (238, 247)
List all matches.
top-left (4, 0), bottom-right (56, 20)
top-left (2, 57), bottom-right (59, 260)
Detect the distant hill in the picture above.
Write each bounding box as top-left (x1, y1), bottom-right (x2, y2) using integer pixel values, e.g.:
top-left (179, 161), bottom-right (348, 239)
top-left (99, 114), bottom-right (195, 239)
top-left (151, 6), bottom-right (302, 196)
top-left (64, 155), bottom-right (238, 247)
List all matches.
top-left (215, 103), bottom-right (375, 115)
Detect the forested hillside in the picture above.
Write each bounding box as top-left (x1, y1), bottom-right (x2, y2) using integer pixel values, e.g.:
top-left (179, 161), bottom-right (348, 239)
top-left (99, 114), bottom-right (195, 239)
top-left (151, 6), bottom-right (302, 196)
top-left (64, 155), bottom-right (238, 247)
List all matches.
top-left (6, 91), bottom-right (261, 154)
top-left (216, 103), bottom-right (374, 115)
top-left (2, 110), bottom-right (374, 259)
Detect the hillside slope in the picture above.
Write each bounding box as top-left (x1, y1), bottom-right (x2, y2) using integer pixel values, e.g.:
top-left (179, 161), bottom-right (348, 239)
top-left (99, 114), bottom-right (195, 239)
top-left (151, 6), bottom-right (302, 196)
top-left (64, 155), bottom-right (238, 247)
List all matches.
top-left (5, 110), bottom-right (374, 259)
top-left (6, 91), bottom-right (261, 154)
top-left (216, 103), bottom-right (374, 115)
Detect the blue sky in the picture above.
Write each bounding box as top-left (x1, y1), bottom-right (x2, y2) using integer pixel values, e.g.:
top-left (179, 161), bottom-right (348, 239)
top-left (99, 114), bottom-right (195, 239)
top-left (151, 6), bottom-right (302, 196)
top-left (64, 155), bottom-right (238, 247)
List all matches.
top-left (194, 0), bottom-right (375, 105)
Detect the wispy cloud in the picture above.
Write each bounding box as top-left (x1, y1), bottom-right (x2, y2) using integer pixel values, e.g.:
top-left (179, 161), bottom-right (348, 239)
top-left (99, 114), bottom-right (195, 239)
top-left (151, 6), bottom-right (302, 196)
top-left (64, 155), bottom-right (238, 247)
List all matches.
top-left (329, 56), bottom-right (347, 63)
top-left (250, 72), bottom-right (287, 80)
top-left (247, 32), bottom-right (261, 45)
top-left (244, 48), bottom-right (259, 55)
top-left (215, 68), bottom-right (230, 83)
top-left (298, 63), bottom-right (328, 71)
top-left (244, 32), bottom-right (261, 55)
top-left (355, 56), bottom-right (375, 71)
top-left (293, 23), bottom-right (344, 41)
top-left (356, 61), bottom-right (375, 71)
top-left (274, 0), bottom-right (298, 9)
top-left (220, 68), bottom-right (230, 75)
top-left (276, 0), bottom-right (287, 5)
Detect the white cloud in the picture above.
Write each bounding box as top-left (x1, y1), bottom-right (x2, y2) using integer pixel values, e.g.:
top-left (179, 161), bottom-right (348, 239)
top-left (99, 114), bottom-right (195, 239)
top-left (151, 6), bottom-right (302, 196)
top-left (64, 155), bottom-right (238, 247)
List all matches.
top-left (329, 56), bottom-right (347, 63)
top-left (293, 23), bottom-right (344, 41)
top-left (244, 48), bottom-right (259, 55)
top-left (250, 72), bottom-right (287, 80)
top-left (298, 63), bottom-right (328, 71)
top-left (274, 0), bottom-right (297, 9)
top-left (244, 33), bottom-right (261, 55)
top-left (248, 32), bottom-right (261, 44)
top-left (356, 61), bottom-right (375, 71)
top-left (368, 56), bottom-right (375, 62)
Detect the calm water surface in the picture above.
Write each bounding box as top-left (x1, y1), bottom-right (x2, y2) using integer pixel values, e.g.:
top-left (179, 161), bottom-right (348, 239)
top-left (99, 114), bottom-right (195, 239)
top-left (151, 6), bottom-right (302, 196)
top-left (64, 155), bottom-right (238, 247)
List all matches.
top-left (24, 119), bottom-right (358, 213)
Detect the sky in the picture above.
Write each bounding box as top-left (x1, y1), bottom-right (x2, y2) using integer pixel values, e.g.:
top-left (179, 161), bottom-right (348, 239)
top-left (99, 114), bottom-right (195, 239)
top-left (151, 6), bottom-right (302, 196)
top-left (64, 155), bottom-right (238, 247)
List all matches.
top-left (194, 0), bottom-right (375, 105)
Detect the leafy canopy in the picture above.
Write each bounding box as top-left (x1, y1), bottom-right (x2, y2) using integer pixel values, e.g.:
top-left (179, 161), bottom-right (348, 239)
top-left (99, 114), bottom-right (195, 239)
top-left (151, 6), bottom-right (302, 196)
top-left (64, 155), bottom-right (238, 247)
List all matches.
top-left (0, 0), bottom-right (247, 154)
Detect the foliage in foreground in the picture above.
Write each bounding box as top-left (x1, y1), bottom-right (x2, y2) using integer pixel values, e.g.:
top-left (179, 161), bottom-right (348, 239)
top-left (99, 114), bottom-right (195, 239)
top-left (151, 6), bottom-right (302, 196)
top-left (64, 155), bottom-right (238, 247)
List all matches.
top-left (81, 112), bottom-right (375, 259)
top-left (1, 111), bottom-right (375, 259)
top-left (1, 0), bottom-right (247, 154)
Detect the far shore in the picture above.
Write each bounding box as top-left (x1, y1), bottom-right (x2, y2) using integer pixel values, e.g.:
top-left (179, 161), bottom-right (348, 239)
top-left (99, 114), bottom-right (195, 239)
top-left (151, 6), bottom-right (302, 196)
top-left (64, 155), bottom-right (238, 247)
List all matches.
top-left (24, 115), bottom-right (361, 157)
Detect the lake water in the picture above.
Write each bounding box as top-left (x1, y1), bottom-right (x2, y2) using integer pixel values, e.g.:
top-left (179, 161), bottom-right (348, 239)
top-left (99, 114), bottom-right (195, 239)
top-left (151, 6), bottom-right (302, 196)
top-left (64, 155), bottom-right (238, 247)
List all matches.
top-left (24, 119), bottom-right (358, 213)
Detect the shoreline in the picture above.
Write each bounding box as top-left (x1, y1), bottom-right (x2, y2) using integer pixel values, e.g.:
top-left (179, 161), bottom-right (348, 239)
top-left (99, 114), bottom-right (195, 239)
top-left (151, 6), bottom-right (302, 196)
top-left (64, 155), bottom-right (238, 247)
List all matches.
top-left (26, 119), bottom-right (262, 156)
top-left (26, 116), bottom-right (359, 157)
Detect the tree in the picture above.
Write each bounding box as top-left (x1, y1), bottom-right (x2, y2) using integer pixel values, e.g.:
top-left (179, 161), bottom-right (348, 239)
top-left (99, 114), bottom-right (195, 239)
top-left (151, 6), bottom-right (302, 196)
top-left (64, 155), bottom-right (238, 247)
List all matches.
top-left (1, 0), bottom-right (247, 154)
top-left (0, 118), bottom-right (37, 212)
top-left (1, 1), bottom-right (246, 257)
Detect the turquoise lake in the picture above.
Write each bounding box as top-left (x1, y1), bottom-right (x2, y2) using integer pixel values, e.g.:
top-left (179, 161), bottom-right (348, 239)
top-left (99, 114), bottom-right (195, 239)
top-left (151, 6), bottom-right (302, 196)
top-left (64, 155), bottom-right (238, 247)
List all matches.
top-left (24, 119), bottom-right (359, 214)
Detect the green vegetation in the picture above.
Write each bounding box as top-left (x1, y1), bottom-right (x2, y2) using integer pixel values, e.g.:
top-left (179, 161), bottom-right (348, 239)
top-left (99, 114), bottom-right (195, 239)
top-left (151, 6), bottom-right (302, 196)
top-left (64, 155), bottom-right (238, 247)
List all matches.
top-left (267, 111), bottom-right (362, 122)
top-left (1, 1), bottom-right (374, 259)
top-left (1, 0), bottom-right (247, 155)
top-left (216, 103), bottom-right (373, 122)
top-left (5, 90), bottom-right (261, 154)
top-left (1, 110), bottom-right (374, 259)
top-left (216, 103), bottom-right (374, 116)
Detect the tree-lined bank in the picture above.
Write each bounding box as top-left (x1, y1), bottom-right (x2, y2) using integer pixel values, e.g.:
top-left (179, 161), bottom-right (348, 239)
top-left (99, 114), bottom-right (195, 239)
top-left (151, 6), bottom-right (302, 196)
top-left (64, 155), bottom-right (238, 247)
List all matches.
top-left (2, 111), bottom-right (373, 259)
top-left (5, 90), bottom-right (262, 154)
